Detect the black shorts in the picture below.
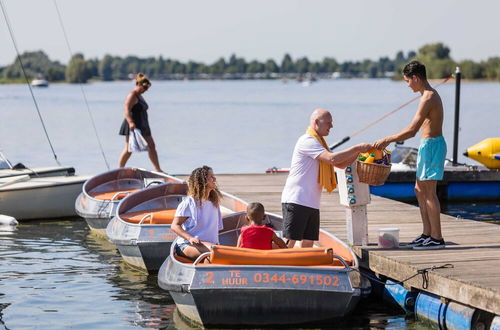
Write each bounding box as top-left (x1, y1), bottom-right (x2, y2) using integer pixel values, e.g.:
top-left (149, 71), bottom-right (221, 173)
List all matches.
top-left (282, 203), bottom-right (320, 241)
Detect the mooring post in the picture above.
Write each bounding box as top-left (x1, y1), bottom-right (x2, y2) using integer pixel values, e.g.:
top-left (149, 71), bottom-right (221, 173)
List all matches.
top-left (334, 162), bottom-right (371, 245)
top-left (452, 66), bottom-right (461, 166)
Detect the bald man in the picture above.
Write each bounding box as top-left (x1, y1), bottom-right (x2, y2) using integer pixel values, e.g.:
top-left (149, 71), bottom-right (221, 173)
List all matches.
top-left (281, 109), bottom-right (371, 248)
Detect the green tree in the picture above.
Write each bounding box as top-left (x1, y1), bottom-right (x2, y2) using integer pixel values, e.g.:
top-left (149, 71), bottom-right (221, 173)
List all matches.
top-left (295, 57), bottom-right (310, 74)
top-left (321, 57), bottom-right (338, 73)
top-left (459, 60), bottom-right (484, 79)
top-left (66, 53), bottom-right (91, 83)
top-left (210, 58), bottom-right (226, 75)
top-left (418, 43), bottom-right (451, 60)
top-left (415, 43), bottom-right (455, 78)
top-left (264, 59), bottom-right (279, 73)
top-left (99, 55), bottom-right (113, 81)
top-left (246, 60), bottom-right (264, 73)
top-left (280, 53), bottom-right (295, 73)
top-left (2, 50), bottom-right (65, 81)
top-left (483, 57), bottom-right (500, 80)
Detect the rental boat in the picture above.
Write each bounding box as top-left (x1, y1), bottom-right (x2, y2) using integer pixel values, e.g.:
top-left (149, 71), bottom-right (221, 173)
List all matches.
top-left (158, 212), bottom-right (361, 327)
top-left (106, 182), bottom-right (248, 273)
top-left (75, 168), bottom-right (178, 237)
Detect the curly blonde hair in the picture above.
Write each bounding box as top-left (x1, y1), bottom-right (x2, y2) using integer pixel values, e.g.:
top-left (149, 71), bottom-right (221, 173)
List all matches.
top-left (188, 166), bottom-right (222, 207)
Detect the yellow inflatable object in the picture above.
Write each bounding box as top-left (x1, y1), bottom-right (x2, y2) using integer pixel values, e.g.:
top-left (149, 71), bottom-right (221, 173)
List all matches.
top-left (464, 138), bottom-right (500, 169)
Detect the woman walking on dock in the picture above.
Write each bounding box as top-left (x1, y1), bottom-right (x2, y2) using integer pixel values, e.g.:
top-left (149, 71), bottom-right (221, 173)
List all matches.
top-left (118, 73), bottom-right (164, 172)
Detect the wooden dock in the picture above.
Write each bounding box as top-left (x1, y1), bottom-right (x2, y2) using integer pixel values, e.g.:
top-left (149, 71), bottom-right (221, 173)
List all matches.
top-left (215, 173), bottom-right (500, 315)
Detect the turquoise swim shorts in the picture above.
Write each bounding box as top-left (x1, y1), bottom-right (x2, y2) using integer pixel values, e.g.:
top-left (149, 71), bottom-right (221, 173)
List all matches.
top-left (416, 136), bottom-right (447, 181)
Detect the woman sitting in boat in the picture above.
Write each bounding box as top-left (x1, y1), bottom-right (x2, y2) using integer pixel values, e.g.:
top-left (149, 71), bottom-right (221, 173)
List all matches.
top-left (171, 166), bottom-right (223, 260)
top-left (237, 202), bottom-right (287, 250)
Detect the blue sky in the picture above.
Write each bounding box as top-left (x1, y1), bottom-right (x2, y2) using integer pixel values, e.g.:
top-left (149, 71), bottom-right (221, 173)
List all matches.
top-left (1, 0), bottom-right (499, 66)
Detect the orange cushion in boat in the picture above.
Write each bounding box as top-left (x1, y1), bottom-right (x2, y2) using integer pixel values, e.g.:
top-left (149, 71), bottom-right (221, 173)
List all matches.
top-left (121, 209), bottom-right (177, 224)
top-left (174, 254), bottom-right (194, 264)
top-left (89, 188), bottom-right (140, 200)
top-left (209, 245), bottom-right (334, 266)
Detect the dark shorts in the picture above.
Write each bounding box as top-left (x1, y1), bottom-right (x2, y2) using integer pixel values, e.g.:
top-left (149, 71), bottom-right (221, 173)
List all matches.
top-left (175, 241), bottom-right (190, 257)
top-left (282, 203), bottom-right (320, 241)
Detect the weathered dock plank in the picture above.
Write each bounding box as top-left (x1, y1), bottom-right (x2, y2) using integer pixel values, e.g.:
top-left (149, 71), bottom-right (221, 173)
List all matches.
top-left (215, 173), bottom-right (500, 315)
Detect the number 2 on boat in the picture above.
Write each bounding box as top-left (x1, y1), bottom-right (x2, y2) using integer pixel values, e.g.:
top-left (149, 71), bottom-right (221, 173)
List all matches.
top-left (204, 271), bottom-right (214, 284)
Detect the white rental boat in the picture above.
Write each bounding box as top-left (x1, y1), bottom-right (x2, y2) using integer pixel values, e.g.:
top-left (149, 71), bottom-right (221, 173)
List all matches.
top-left (106, 181), bottom-right (247, 273)
top-left (75, 168), bottom-right (180, 237)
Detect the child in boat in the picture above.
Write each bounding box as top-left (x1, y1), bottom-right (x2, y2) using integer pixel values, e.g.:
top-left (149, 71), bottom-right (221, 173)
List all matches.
top-left (237, 202), bottom-right (287, 250)
top-left (171, 166), bottom-right (223, 260)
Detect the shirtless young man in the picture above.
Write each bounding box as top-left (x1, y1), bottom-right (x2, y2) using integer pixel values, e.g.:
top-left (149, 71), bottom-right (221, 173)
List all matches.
top-left (374, 61), bottom-right (447, 250)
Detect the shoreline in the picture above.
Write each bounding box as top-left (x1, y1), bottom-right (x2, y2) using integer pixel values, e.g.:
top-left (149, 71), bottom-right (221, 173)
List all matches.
top-left (1, 77), bottom-right (499, 85)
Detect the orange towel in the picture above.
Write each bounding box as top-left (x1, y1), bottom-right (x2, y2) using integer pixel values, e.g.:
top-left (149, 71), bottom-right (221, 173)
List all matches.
top-left (306, 126), bottom-right (337, 193)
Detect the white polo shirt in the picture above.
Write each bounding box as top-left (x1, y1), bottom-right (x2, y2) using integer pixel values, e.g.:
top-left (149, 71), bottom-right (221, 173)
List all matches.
top-left (281, 133), bottom-right (326, 209)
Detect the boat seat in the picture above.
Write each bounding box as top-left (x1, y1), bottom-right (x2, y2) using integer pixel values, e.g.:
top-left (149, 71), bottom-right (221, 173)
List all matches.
top-left (174, 253), bottom-right (195, 264)
top-left (120, 209), bottom-right (177, 224)
top-left (208, 245), bottom-right (337, 266)
top-left (89, 188), bottom-right (140, 201)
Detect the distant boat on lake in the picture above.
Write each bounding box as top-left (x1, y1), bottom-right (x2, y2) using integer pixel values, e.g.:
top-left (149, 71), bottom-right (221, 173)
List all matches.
top-left (31, 76), bottom-right (49, 87)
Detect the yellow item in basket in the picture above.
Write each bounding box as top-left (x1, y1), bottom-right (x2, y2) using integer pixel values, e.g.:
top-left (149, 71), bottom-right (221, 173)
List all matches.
top-left (368, 148), bottom-right (384, 160)
top-left (365, 153), bottom-right (375, 163)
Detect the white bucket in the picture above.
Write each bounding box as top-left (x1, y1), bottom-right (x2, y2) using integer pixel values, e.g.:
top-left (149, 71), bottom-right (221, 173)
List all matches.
top-left (378, 228), bottom-right (399, 248)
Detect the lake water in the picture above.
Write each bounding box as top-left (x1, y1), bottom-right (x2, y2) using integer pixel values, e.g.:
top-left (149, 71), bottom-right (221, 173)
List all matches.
top-left (1, 79), bottom-right (499, 175)
top-left (0, 219), bottom-right (428, 330)
top-left (1, 79), bottom-right (498, 329)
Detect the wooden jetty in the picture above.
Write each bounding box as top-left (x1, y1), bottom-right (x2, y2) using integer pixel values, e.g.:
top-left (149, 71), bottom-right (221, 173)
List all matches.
top-left (214, 173), bottom-right (500, 316)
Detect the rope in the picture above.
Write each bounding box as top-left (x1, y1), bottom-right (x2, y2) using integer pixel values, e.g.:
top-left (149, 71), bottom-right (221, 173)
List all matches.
top-left (0, 0), bottom-right (61, 166)
top-left (53, 0), bottom-right (110, 170)
top-left (329, 75), bottom-right (453, 150)
top-left (357, 263), bottom-right (454, 290)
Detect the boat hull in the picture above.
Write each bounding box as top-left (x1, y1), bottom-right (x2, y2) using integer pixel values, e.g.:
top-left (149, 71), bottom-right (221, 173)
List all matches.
top-left (0, 176), bottom-right (88, 220)
top-left (158, 216), bottom-right (361, 327)
top-left (371, 168), bottom-right (500, 202)
top-left (159, 257), bottom-right (359, 327)
top-left (106, 181), bottom-right (188, 273)
top-left (75, 193), bottom-right (117, 236)
top-left (115, 241), bottom-right (174, 272)
top-left (107, 214), bottom-right (176, 273)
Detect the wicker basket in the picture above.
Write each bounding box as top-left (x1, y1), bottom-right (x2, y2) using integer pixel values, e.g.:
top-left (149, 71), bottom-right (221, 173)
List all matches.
top-left (356, 160), bottom-right (391, 186)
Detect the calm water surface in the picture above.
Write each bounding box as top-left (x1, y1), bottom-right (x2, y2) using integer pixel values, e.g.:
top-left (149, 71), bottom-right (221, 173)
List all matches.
top-left (0, 219), bottom-right (432, 330)
top-left (0, 79), bottom-right (499, 175)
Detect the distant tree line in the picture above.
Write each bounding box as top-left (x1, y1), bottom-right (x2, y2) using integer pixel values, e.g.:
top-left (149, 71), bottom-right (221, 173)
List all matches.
top-left (1, 43), bottom-right (500, 84)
